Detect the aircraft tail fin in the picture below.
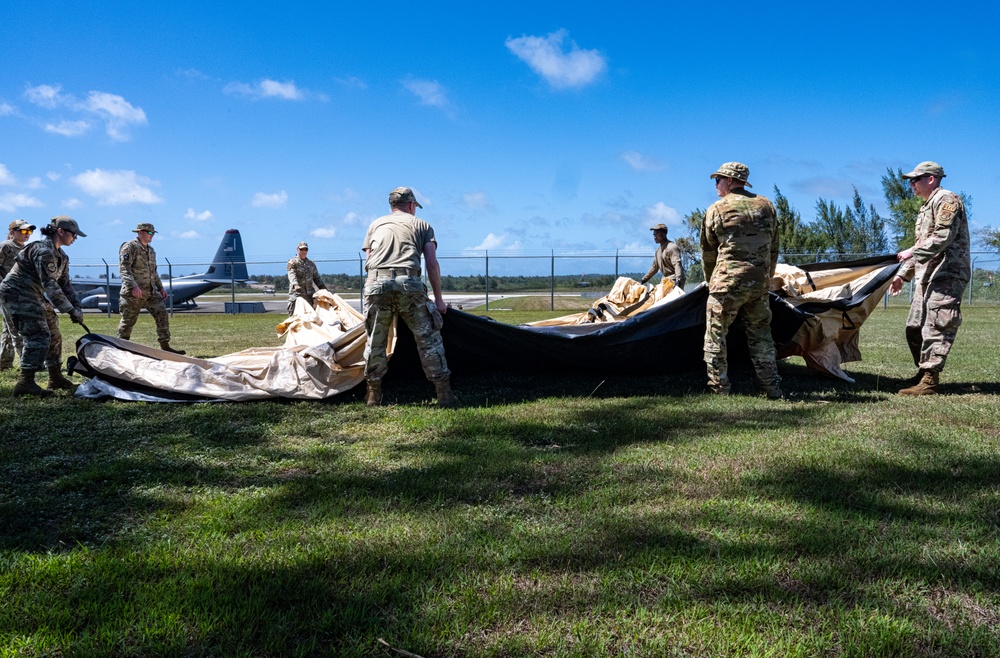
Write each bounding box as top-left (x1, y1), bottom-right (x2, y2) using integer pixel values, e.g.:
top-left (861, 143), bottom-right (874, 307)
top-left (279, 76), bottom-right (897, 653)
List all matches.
top-left (202, 229), bottom-right (249, 282)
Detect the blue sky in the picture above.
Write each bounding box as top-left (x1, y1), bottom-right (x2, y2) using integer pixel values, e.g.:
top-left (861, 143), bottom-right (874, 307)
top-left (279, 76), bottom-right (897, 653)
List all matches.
top-left (2, 1), bottom-right (998, 274)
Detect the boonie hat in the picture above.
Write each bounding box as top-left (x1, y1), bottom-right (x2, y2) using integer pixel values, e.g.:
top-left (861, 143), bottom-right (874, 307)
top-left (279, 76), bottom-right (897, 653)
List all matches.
top-left (902, 161), bottom-right (946, 179)
top-left (389, 186), bottom-right (422, 208)
top-left (132, 222), bottom-right (157, 233)
top-left (50, 215), bottom-right (87, 237)
top-left (297, 242), bottom-right (309, 250)
top-left (649, 223), bottom-right (669, 232)
top-left (9, 219), bottom-right (36, 232)
top-left (710, 161), bottom-right (752, 187)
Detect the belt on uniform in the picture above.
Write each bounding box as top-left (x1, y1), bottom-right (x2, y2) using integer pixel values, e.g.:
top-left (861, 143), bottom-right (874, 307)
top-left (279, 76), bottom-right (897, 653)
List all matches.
top-left (368, 268), bottom-right (421, 278)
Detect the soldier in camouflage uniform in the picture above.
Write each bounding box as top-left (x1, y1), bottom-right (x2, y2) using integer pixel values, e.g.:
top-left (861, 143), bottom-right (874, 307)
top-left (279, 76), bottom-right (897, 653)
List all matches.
top-left (700, 162), bottom-right (783, 398)
top-left (1, 219), bottom-right (36, 370)
top-left (286, 241), bottom-right (326, 315)
top-left (888, 161), bottom-right (970, 395)
top-left (361, 186), bottom-right (456, 407)
top-left (640, 223), bottom-right (685, 289)
top-left (0, 216), bottom-right (86, 396)
top-left (117, 222), bottom-right (185, 355)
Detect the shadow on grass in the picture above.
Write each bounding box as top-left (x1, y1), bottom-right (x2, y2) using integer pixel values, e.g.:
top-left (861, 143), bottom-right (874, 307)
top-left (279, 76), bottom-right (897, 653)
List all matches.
top-left (3, 369), bottom-right (1000, 656)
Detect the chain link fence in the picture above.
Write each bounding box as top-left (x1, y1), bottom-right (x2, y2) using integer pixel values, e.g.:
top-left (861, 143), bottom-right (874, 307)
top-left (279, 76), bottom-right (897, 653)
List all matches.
top-left (68, 250), bottom-right (1000, 314)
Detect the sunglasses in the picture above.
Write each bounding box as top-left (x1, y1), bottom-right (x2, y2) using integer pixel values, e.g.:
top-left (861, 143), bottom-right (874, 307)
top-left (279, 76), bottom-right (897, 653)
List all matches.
top-left (298, 247), bottom-right (308, 251)
top-left (144, 231), bottom-right (155, 235)
top-left (18, 229), bottom-right (33, 235)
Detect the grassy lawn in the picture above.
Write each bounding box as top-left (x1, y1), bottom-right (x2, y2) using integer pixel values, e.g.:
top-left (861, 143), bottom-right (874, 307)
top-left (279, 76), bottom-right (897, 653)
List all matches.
top-left (2, 306), bottom-right (999, 656)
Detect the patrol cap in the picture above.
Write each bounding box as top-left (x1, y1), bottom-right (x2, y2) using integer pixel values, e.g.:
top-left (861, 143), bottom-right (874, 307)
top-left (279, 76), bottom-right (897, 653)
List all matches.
top-left (388, 186), bottom-right (422, 208)
top-left (9, 219), bottom-right (36, 232)
top-left (902, 161), bottom-right (946, 179)
top-left (50, 215), bottom-right (87, 237)
top-left (710, 161), bottom-right (753, 187)
top-left (297, 242), bottom-right (309, 250)
top-left (649, 223), bottom-right (668, 232)
top-left (132, 222), bottom-right (157, 233)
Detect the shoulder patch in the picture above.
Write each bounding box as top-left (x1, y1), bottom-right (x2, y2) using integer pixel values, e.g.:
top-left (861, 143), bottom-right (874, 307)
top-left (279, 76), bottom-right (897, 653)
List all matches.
top-left (46, 261), bottom-right (57, 274)
top-left (937, 202), bottom-right (958, 226)
top-left (122, 253), bottom-right (130, 262)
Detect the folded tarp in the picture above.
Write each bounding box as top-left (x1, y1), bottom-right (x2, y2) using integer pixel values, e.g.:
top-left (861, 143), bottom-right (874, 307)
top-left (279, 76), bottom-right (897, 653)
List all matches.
top-left (388, 255), bottom-right (901, 383)
top-left (72, 290), bottom-right (370, 401)
top-left (73, 257), bottom-right (899, 401)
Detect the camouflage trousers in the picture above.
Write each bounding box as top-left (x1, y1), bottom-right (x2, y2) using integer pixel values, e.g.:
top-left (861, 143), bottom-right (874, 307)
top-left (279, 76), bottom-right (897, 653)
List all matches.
top-left (118, 291), bottom-right (171, 343)
top-left (363, 276), bottom-right (449, 383)
top-left (0, 301), bottom-right (63, 371)
top-left (704, 286), bottom-right (780, 392)
top-left (1, 305), bottom-right (24, 368)
top-left (906, 277), bottom-right (965, 373)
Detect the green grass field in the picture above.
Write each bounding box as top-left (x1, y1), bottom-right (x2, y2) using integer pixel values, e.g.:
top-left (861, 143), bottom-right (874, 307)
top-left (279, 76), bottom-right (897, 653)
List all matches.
top-left (2, 306), bottom-right (999, 657)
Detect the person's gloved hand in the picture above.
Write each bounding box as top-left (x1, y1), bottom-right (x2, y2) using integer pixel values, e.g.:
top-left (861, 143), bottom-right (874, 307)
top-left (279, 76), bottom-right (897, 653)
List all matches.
top-left (69, 307), bottom-right (84, 324)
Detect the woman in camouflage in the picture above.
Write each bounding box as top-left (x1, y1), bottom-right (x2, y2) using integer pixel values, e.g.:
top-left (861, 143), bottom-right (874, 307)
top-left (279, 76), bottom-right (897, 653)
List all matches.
top-left (0, 216), bottom-right (86, 397)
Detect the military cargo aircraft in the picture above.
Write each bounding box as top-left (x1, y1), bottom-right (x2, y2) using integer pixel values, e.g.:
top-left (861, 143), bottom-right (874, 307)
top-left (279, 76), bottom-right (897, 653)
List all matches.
top-left (74, 229), bottom-right (249, 312)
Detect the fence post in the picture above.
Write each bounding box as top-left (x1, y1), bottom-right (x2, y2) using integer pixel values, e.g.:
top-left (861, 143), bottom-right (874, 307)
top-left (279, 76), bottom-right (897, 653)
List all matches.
top-left (969, 256), bottom-right (977, 305)
top-left (165, 258), bottom-right (174, 316)
top-left (485, 251), bottom-right (489, 312)
top-left (101, 259), bottom-right (111, 319)
top-left (359, 254), bottom-right (365, 314)
top-left (550, 250), bottom-right (555, 311)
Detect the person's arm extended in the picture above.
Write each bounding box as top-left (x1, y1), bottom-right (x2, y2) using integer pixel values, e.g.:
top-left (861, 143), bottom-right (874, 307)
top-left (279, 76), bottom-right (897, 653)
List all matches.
top-left (424, 241), bottom-right (447, 313)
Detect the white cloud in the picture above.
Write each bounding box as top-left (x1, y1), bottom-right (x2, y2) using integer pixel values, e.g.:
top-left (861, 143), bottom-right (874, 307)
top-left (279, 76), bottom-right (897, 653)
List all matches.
top-left (310, 226), bottom-right (337, 239)
top-left (177, 68), bottom-right (211, 80)
top-left (83, 91), bottom-right (148, 140)
top-left (0, 101), bottom-right (15, 116)
top-left (45, 119), bottom-right (91, 137)
top-left (621, 150), bottom-right (664, 172)
top-left (177, 230), bottom-right (201, 239)
top-left (46, 171), bottom-right (62, 181)
top-left (0, 164), bottom-right (43, 189)
top-left (341, 211), bottom-right (362, 224)
top-left (0, 164), bottom-right (15, 186)
top-left (402, 78), bottom-right (450, 109)
top-left (461, 191), bottom-right (494, 211)
top-left (24, 84), bottom-right (66, 108)
top-left (0, 192), bottom-right (44, 212)
top-left (71, 169), bottom-right (163, 205)
top-left (470, 233), bottom-right (522, 251)
top-left (23, 84), bottom-right (147, 141)
top-left (251, 190), bottom-right (288, 208)
top-left (223, 78), bottom-right (327, 101)
top-left (184, 208), bottom-right (214, 222)
top-left (62, 198), bottom-right (83, 209)
top-left (645, 201), bottom-right (682, 226)
top-left (505, 29), bottom-right (607, 89)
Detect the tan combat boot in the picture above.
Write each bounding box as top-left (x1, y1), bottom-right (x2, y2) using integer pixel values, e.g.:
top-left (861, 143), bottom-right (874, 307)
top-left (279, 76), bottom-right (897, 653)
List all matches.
top-left (46, 365), bottom-right (77, 391)
top-left (434, 378), bottom-right (458, 408)
top-left (365, 380), bottom-right (382, 406)
top-left (898, 370), bottom-right (939, 396)
top-left (12, 369), bottom-right (52, 397)
top-left (160, 342), bottom-right (186, 355)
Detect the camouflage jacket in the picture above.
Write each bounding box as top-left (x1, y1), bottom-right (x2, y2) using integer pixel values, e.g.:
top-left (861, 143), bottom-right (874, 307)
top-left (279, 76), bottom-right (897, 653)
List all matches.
top-left (1, 237), bottom-right (80, 315)
top-left (897, 187), bottom-right (971, 286)
top-left (119, 239), bottom-right (164, 294)
top-left (701, 189), bottom-right (779, 294)
top-left (643, 241), bottom-right (685, 287)
top-left (0, 239), bottom-right (26, 280)
top-left (287, 256), bottom-right (325, 296)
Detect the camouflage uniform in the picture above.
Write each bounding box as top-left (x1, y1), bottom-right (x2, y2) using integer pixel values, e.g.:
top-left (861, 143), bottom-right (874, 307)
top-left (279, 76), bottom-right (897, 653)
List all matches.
top-left (117, 237), bottom-right (171, 343)
top-left (0, 237), bottom-right (81, 371)
top-left (896, 187), bottom-right (970, 372)
top-left (701, 171), bottom-right (781, 395)
top-left (0, 238), bottom-right (27, 368)
top-left (286, 254), bottom-right (326, 314)
top-left (641, 241), bottom-right (685, 288)
top-left (362, 210), bottom-right (449, 383)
